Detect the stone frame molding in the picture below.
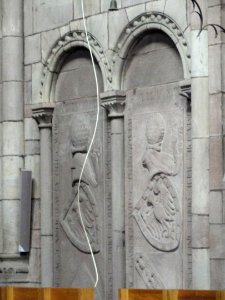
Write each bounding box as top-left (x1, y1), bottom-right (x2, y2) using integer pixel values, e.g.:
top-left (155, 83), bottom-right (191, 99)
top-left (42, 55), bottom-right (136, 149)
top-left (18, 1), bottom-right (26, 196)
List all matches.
top-left (112, 11), bottom-right (191, 90)
top-left (40, 30), bottom-right (112, 104)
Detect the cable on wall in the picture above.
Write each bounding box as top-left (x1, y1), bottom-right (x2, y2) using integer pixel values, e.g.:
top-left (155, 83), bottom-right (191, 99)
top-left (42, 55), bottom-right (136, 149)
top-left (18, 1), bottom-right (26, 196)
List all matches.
top-left (77, 0), bottom-right (100, 289)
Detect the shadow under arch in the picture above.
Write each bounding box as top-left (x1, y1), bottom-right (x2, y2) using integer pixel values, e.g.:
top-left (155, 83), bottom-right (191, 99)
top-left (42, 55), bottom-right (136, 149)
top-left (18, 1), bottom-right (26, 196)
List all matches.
top-left (112, 12), bottom-right (191, 90)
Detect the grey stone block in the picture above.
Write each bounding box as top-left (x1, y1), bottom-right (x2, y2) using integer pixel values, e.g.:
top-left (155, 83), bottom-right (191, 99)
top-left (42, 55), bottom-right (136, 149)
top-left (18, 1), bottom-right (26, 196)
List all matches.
top-left (2, 199), bottom-right (20, 253)
top-left (87, 13), bottom-right (108, 51)
top-left (2, 0), bottom-right (23, 36)
top-left (24, 81), bottom-right (32, 105)
top-left (2, 156), bottom-right (23, 199)
top-left (31, 199), bottom-right (41, 230)
top-left (192, 215), bottom-right (209, 248)
top-left (31, 229), bottom-right (41, 249)
top-left (29, 248), bottom-right (41, 283)
top-left (2, 37), bottom-right (23, 81)
top-left (25, 118), bottom-right (40, 141)
top-left (25, 34), bottom-right (41, 65)
top-left (108, 9), bottom-right (128, 49)
top-left (209, 191), bottom-right (223, 224)
top-left (209, 45), bottom-right (221, 94)
top-left (3, 82), bottom-right (23, 121)
top-left (122, 0), bottom-right (148, 7)
top-left (74, 0), bottom-right (101, 19)
top-left (24, 0), bottom-right (33, 36)
top-left (211, 259), bottom-right (225, 289)
top-left (101, 0), bottom-right (121, 12)
top-left (25, 141), bottom-right (40, 156)
top-left (25, 65), bottom-right (32, 82)
top-left (2, 122), bottom-right (24, 156)
top-left (33, 0), bottom-right (73, 33)
top-left (41, 28), bottom-right (60, 63)
top-left (126, 4), bottom-right (145, 22)
top-left (209, 93), bottom-right (222, 136)
top-left (32, 63), bottom-right (43, 104)
top-left (210, 225), bottom-right (225, 259)
top-left (209, 136), bottom-right (223, 190)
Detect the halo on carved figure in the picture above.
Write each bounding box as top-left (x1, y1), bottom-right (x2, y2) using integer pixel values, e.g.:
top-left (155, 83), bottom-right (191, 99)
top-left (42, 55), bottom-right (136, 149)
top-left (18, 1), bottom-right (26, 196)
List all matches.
top-left (40, 30), bottom-right (111, 103)
top-left (112, 12), bottom-right (191, 89)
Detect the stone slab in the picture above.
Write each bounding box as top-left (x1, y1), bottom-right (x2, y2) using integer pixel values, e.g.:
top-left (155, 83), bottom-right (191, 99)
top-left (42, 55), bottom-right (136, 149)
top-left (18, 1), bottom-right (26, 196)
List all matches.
top-left (211, 259), bottom-right (225, 289)
top-left (210, 225), bottom-right (225, 259)
top-left (25, 34), bottom-right (41, 65)
top-left (3, 82), bottom-right (24, 121)
top-left (209, 191), bottom-right (223, 224)
top-left (41, 28), bottom-right (60, 63)
top-left (33, 0), bottom-right (73, 33)
top-left (192, 215), bottom-right (209, 248)
top-left (209, 136), bottom-right (223, 190)
top-left (108, 9), bottom-right (128, 50)
top-left (74, 0), bottom-right (101, 19)
top-left (2, 122), bottom-right (24, 156)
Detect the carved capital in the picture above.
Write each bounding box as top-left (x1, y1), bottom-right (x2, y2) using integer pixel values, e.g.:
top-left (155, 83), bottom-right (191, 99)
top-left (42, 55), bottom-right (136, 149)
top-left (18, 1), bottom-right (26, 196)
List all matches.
top-left (32, 103), bottom-right (55, 129)
top-left (179, 80), bottom-right (191, 101)
top-left (100, 90), bottom-right (126, 118)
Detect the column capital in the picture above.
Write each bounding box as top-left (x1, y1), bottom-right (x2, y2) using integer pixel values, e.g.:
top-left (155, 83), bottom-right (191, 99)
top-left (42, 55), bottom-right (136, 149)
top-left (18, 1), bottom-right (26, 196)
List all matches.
top-left (100, 90), bottom-right (126, 118)
top-left (32, 103), bottom-right (55, 129)
top-left (179, 80), bottom-right (191, 101)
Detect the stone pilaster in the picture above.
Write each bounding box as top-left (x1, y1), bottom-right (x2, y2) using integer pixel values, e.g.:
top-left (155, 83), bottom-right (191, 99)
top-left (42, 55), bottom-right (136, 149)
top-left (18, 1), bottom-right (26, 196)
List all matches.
top-left (1, 0), bottom-right (24, 255)
top-left (191, 3), bottom-right (210, 289)
top-left (32, 103), bottom-right (54, 287)
top-left (101, 91), bottom-right (126, 300)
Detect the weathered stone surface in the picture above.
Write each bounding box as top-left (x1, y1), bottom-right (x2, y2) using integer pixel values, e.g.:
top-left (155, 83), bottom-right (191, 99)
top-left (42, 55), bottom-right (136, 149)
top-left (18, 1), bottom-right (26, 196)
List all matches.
top-left (209, 45), bottom-right (221, 94)
top-left (101, 0), bottom-right (121, 12)
top-left (192, 249), bottom-right (210, 289)
top-left (55, 49), bottom-right (103, 101)
top-left (25, 65), bottom-right (32, 82)
top-left (125, 4), bottom-right (146, 22)
top-left (209, 191), bottom-right (223, 224)
top-left (31, 199), bottom-right (41, 230)
top-left (25, 141), bottom-right (40, 156)
top-left (210, 225), bottom-right (225, 259)
top-left (33, 0), bottom-right (73, 33)
top-left (192, 215), bottom-right (209, 248)
top-left (2, 0), bottom-right (23, 36)
top-left (31, 229), bottom-right (41, 249)
top-left (211, 259), bottom-right (225, 289)
top-left (209, 136), bottom-right (223, 190)
top-left (25, 34), bottom-right (41, 65)
top-left (192, 138), bottom-right (209, 214)
top-left (191, 30), bottom-right (208, 77)
top-left (2, 122), bottom-right (24, 156)
top-left (25, 118), bottom-right (40, 141)
top-left (3, 82), bottom-right (23, 121)
top-left (24, 81), bottom-right (32, 105)
top-left (191, 77), bottom-right (209, 139)
top-left (74, 0), bottom-right (101, 19)
top-left (124, 31), bottom-right (183, 89)
top-left (164, 0), bottom-right (187, 31)
top-left (32, 63), bottom-right (43, 104)
top-left (145, 0), bottom-right (165, 13)
top-left (29, 248), bottom-right (41, 283)
top-left (108, 9), bottom-right (128, 49)
top-left (24, 0), bottom-right (33, 36)
top-left (87, 13), bottom-right (108, 51)
top-left (41, 28), bottom-right (60, 63)
top-left (209, 93), bottom-right (222, 136)
top-left (2, 199), bottom-right (20, 253)
top-left (2, 37), bottom-right (23, 81)
top-left (2, 156), bottom-right (23, 200)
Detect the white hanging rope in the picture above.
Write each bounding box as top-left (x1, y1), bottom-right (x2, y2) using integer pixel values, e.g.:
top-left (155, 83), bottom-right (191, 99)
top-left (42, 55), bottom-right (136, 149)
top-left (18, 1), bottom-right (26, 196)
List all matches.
top-left (77, 0), bottom-right (100, 288)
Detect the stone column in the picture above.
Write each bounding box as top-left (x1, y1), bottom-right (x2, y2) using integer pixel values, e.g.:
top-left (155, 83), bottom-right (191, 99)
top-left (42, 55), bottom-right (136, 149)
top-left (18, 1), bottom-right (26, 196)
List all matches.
top-left (1, 0), bottom-right (24, 255)
top-left (32, 104), bottom-right (54, 287)
top-left (191, 4), bottom-right (210, 289)
top-left (101, 91), bottom-right (126, 300)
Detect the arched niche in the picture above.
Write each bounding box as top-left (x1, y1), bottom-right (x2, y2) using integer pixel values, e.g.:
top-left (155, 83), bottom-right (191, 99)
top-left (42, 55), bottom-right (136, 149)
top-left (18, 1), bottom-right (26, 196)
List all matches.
top-left (122, 25), bottom-right (191, 289)
top-left (52, 45), bottom-right (106, 300)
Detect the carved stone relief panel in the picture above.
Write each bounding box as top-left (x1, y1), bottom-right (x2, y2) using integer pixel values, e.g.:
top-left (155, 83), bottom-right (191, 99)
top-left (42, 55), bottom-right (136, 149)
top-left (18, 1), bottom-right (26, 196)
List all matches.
top-left (53, 99), bottom-right (107, 300)
top-left (125, 84), bottom-right (191, 289)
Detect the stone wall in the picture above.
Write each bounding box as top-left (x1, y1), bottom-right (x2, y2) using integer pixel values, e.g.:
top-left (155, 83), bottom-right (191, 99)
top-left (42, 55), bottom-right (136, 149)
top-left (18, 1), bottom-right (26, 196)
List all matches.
top-left (0, 0), bottom-right (225, 298)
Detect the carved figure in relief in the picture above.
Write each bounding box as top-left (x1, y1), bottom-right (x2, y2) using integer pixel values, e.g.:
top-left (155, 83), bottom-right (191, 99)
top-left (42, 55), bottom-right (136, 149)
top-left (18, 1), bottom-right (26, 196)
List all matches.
top-left (135, 253), bottom-right (164, 288)
top-left (133, 113), bottom-right (181, 251)
top-left (60, 115), bottom-right (100, 253)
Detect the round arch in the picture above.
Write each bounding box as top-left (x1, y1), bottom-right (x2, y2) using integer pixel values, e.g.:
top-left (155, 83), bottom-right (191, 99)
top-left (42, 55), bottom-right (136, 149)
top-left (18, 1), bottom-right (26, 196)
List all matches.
top-left (40, 30), bottom-right (112, 103)
top-left (112, 12), bottom-right (191, 90)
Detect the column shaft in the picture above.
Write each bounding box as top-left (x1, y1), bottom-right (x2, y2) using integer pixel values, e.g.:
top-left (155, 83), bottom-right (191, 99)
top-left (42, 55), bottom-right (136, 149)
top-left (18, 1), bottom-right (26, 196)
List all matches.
top-left (1, 0), bottom-right (24, 254)
top-left (191, 26), bottom-right (210, 288)
top-left (111, 117), bottom-right (125, 300)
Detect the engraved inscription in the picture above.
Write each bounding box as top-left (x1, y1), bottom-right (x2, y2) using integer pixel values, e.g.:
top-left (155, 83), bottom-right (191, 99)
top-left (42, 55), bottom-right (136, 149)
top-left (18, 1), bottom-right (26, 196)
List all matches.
top-left (60, 115), bottom-right (100, 253)
top-left (133, 113), bottom-right (181, 251)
